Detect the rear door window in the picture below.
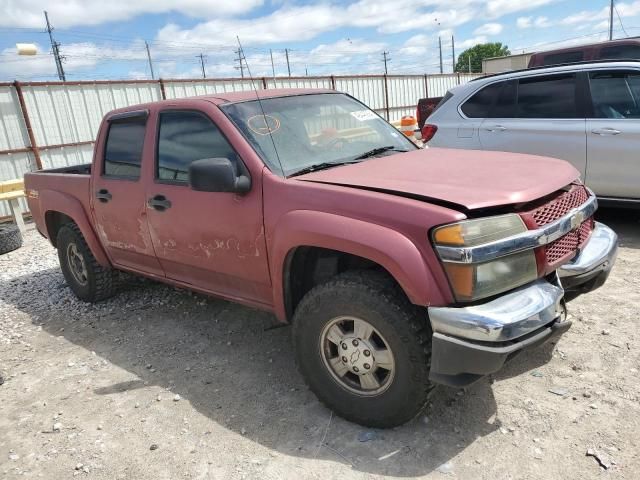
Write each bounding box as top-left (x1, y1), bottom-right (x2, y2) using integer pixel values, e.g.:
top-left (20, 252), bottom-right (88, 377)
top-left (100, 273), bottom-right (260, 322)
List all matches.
top-left (516, 74), bottom-right (578, 118)
top-left (589, 70), bottom-right (640, 118)
top-left (104, 118), bottom-right (147, 178)
top-left (490, 80), bottom-right (517, 118)
top-left (460, 82), bottom-right (503, 118)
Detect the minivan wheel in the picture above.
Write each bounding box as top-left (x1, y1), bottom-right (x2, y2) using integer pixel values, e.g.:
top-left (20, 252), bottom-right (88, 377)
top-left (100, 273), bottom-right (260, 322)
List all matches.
top-left (57, 223), bottom-right (117, 302)
top-left (292, 270), bottom-right (434, 428)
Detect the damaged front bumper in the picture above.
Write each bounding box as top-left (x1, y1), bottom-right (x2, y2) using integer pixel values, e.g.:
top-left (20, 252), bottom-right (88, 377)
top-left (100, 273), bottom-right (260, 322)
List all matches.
top-left (427, 222), bottom-right (618, 388)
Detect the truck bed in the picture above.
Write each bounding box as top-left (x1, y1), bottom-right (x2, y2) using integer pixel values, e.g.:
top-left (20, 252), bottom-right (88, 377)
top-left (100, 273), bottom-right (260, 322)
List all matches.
top-left (35, 163), bottom-right (92, 175)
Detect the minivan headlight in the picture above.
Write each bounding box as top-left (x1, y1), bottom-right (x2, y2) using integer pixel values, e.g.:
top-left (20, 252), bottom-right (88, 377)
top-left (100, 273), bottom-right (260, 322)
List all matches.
top-left (433, 214), bottom-right (538, 302)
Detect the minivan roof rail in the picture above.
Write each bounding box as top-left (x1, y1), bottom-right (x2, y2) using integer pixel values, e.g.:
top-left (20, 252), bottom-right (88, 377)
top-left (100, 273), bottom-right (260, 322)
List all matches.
top-left (471, 58), bottom-right (640, 82)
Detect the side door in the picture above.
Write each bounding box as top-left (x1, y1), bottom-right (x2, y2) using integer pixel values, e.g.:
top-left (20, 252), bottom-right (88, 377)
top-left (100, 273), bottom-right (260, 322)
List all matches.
top-left (91, 110), bottom-right (164, 276)
top-left (585, 69), bottom-right (640, 199)
top-left (479, 73), bottom-right (588, 178)
top-left (145, 107), bottom-right (272, 306)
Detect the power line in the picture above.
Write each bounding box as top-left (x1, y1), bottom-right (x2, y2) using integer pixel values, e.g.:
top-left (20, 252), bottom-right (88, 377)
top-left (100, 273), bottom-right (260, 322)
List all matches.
top-left (615, 4), bottom-right (630, 37)
top-left (285, 48), bottom-right (291, 77)
top-left (145, 41), bottom-right (155, 79)
top-left (382, 51), bottom-right (390, 75)
top-left (234, 48), bottom-right (245, 78)
top-left (609, 0), bottom-right (615, 41)
top-left (196, 53), bottom-right (206, 79)
top-left (44, 11), bottom-right (66, 81)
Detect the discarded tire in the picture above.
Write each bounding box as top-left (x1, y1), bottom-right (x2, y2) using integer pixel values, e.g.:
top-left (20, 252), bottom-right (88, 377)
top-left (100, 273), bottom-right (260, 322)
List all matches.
top-left (0, 223), bottom-right (22, 255)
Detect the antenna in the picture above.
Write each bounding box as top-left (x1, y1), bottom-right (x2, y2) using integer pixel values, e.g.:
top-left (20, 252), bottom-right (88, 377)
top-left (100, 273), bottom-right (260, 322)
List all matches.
top-left (236, 36), bottom-right (285, 177)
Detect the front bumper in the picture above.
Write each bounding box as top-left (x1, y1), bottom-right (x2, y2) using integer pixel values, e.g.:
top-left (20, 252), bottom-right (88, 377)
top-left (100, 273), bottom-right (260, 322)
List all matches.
top-left (427, 221), bottom-right (618, 388)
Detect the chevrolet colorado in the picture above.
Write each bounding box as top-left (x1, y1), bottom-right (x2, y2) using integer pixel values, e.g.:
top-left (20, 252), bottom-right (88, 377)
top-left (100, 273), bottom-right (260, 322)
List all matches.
top-left (24, 89), bottom-right (618, 427)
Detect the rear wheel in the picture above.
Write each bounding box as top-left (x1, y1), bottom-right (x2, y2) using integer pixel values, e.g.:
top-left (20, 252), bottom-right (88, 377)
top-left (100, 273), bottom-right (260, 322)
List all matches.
top-left (293, 270), bottom-right (434, 428)
top-left (57, 224), bottom-right (116, 302)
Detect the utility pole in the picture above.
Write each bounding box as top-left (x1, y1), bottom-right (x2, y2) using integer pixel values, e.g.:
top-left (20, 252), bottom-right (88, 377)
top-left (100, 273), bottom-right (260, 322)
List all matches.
top-left (285, 48), bottom-right (291, 77)
top-left (451, 35), bottom-right (455, 72)
top-left (270, 49), bottom-right (276, 80)
top-left (305, 66), bottom-right (309, 76)
top-left (145, 41), bottom-right (155, 80)
top-left (382, 51), bottom-right (390, 75)
top-left (609, 0), bottom-right (615, 40)
top-left (234, 48), bottom-right (245, 78)
top-left (44, 11), bottom-right (65, 81)
top-left (438, 37), bottom-right (443, 74)
top-left (197, 53), bottom-right (206, 79)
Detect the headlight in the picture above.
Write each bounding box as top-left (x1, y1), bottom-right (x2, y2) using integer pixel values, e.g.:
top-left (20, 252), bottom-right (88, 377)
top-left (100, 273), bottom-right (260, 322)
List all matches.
top-left (433, 214), bottom-right (538, 302)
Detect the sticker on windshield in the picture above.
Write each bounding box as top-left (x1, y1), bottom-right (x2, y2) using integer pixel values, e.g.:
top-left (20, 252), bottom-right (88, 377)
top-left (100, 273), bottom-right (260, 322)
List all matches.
top-left (350, 110), bottom-right (377, 122)
top-left (247, 114), bottom-right (281, 135)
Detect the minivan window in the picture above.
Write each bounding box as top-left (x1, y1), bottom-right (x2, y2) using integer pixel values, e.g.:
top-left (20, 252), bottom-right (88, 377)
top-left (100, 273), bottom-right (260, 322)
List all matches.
top-left (517, 74), bottom-right (578, 118)
top-left (460, 82), bottom-right (503, 118)
top-left (589, 71), bottom-right (640, 119)
top-left (157, 111), bottom-right (238, 183)
top-left (542, 51), bottom-right (584, 65)
top-left (104, 119), bottom-right (146, 178)
top-left (599, 44), bottom-right (640, 60)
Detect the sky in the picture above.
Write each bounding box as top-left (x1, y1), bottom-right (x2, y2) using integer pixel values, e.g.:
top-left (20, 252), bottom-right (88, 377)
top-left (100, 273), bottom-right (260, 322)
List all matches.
top-left (0, 0), bottom-right (639, 81)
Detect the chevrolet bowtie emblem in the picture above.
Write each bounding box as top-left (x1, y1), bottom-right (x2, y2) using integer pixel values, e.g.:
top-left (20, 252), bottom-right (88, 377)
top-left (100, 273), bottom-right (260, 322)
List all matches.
top-left (570, 210), bottom-right (585, 230)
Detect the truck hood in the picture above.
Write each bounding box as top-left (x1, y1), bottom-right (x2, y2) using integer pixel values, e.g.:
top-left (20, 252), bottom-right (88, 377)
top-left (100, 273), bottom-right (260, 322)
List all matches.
top-left (295, 147), bottom-right (580, 211)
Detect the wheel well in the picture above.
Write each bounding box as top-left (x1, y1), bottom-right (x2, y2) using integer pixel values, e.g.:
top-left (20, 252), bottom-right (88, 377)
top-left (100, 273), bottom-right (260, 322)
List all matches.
top-left (45, 211), bottom-right (75, 248)
top-left (284, 247), bottom-right (397, 321)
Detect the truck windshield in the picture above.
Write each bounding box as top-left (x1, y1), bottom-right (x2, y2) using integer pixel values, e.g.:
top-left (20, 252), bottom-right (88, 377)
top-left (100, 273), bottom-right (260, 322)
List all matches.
top-left (221, 93), bottom-right (416, 177)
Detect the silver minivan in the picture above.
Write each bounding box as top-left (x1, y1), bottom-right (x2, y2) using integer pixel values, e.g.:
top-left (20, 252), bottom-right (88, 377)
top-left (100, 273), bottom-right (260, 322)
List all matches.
top-left (426, 60), bottom-right (640, 203)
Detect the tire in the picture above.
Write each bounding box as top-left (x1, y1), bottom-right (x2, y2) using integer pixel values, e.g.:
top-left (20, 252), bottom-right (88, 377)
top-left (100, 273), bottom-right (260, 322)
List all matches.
top-left (0, 223), bottom-right (23, 255)
top-left (292, 270), bottom-right (434, 428)
top-left (57, 223), bottom-right (117, 302)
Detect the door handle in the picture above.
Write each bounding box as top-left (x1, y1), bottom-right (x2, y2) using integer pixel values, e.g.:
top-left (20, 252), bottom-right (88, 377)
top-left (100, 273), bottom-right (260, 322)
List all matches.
top-left (591, 127), bottom-right (621, 136)
top-left (484, 125), bottom-right (507, 132)
top-left (148, 194), bottom-right (172, 211)
top-left (95, 189), bottom-right (112, 203)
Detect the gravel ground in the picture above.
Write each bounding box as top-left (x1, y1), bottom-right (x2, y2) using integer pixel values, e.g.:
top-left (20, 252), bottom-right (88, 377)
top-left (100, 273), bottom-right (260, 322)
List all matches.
top-left (1, 209), bottom-right (639, 479)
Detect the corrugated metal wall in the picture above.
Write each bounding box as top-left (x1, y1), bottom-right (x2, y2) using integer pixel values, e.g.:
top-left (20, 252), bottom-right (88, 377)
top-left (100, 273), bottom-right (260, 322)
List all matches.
top-left (0, 73), bottom-right (482, 216)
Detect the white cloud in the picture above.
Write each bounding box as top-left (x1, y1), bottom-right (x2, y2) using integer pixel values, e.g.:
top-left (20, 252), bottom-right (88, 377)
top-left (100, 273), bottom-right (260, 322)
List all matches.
top-left (486, 0), bottom-right (556, 17)
top-left (473, 23), bottom-right (503, 36)
top-left (458, 36), bottom-right (488, 49)
top-left (516, 17), bottom-right (532, 28)
top-left (0, 0), bottom-right (264, 28)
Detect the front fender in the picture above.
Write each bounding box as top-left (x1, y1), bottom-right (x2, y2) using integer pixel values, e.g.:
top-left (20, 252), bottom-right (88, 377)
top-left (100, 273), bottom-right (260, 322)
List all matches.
top-left (269, 210), bottom-right (447, 321)
top-left (39, 189), bottom-right (111, 267)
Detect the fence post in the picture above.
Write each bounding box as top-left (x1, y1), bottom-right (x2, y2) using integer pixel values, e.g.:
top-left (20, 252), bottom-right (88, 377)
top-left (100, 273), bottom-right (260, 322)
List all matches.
top-left (330, 75), bottom-right (336, 90)
top-left (158, 78), bottom-right (166, 100)
top-left (457, 72), bottom-right (461, 85)
top-left (13, 81), bottom-right (42, 170)
top-left (262, 77), bottom-right (268, 89)
top-left (423, 74), bottom-right (429, 98)
top-left (383, 74), bottom-right (390, 121)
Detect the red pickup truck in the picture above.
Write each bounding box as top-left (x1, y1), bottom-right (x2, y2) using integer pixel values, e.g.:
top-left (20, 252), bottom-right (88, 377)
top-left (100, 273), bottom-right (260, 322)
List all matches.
top-left (25, 89), bottom-right (618, 428)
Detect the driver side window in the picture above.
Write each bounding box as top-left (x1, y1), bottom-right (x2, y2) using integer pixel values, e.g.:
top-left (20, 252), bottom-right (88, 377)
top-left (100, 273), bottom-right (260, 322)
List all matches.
top-left (157, 111), bottom-right (238, 183)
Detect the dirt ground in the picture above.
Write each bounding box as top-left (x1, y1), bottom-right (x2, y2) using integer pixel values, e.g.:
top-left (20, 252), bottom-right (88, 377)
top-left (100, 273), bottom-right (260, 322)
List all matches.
top-left (1, 208), bottom-right (639, 480)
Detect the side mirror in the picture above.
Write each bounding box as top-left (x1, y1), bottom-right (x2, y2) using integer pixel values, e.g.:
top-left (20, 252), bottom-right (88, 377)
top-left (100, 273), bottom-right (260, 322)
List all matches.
top-left (188, 158), bottom-right (251, 194)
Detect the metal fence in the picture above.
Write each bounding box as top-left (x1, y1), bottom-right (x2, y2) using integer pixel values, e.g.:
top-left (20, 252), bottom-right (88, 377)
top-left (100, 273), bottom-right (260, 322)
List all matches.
top-left (0, 72), bottom-right (482, 216)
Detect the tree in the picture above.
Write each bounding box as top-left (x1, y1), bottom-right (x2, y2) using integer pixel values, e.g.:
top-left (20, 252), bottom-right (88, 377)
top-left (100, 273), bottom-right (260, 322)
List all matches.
top-left (455, 42), bottom-right (510, 73)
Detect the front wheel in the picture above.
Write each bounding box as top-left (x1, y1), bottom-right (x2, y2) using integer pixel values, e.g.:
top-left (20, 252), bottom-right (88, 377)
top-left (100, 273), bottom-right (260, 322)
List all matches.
top-left (292, 270), bottom-right (434, 428)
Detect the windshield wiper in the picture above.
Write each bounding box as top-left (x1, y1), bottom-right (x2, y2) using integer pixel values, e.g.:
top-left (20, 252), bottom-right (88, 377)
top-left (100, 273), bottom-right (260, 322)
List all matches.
top-left (288, 160), bottom-right (362, 177)
top-left (353, 146), bottom-right (409, 160)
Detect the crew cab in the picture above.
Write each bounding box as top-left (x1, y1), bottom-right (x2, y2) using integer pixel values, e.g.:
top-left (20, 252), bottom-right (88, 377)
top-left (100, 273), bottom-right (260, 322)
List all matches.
top-left (24, 89), bottom-right (618, 428)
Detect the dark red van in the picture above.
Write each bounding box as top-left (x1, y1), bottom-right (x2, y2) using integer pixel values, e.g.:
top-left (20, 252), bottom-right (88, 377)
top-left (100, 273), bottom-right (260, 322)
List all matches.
top-left (528, 38), bottom-right (640, 67)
